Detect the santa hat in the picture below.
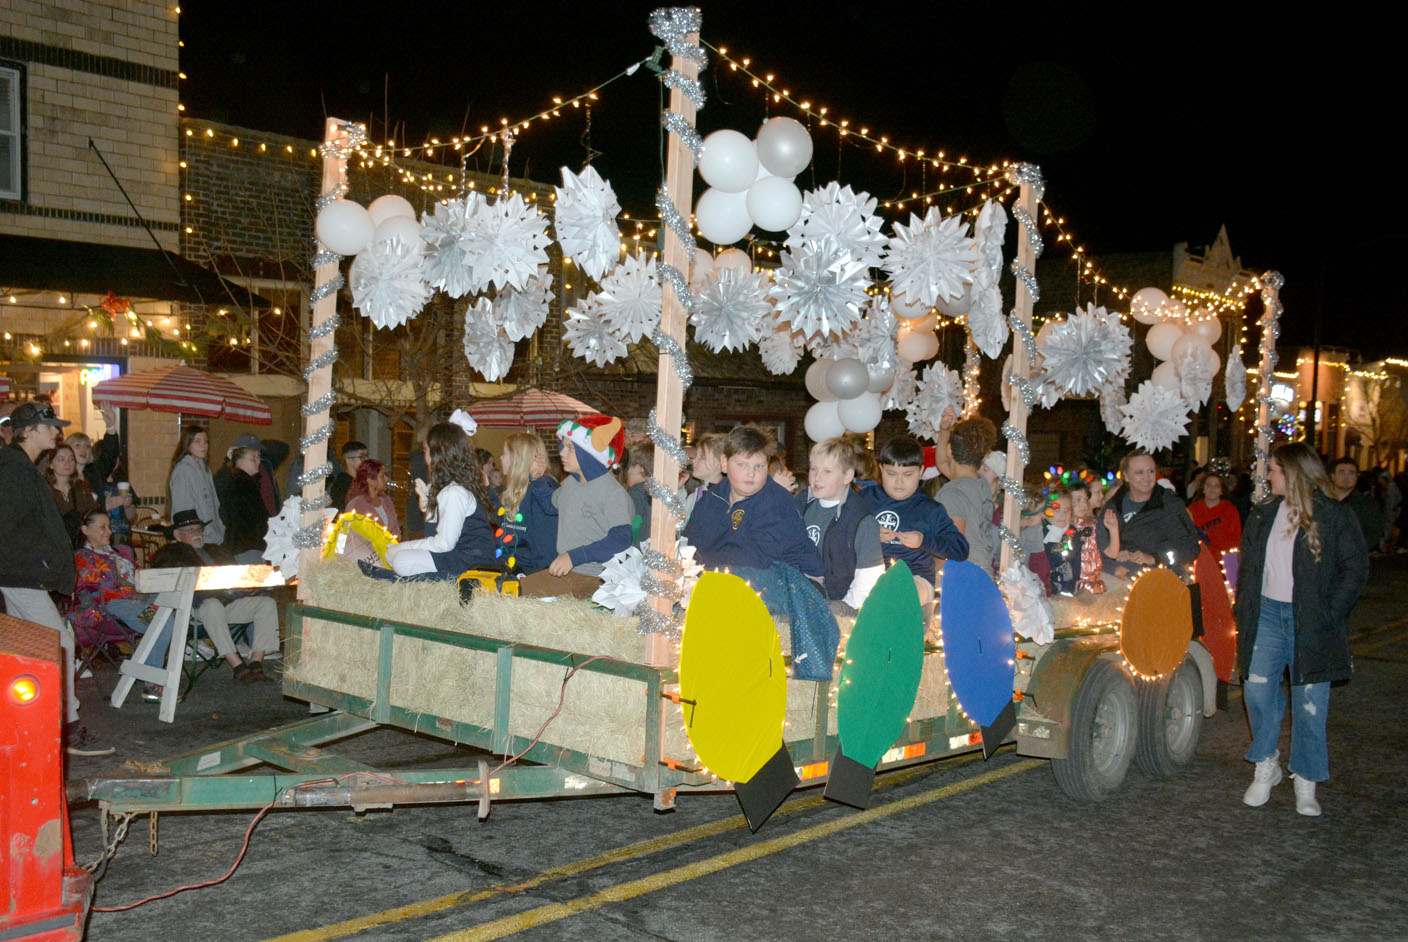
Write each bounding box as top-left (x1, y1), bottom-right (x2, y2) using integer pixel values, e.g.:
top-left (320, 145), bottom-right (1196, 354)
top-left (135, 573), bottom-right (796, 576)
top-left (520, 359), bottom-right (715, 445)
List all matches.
top-left (921, 445), bottom-right (940, 481)
top-left (556, 413), bottom-right (625, 469)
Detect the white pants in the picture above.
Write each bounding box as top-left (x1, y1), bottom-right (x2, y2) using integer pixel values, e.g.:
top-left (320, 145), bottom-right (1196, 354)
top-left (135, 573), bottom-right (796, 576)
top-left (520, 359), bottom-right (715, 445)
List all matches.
top-left (389, 547), bottom-right (437, 577)
top-left (2, 586), bottom-right (80, 723)
top-left (196, 595), bottom-right (280, 659)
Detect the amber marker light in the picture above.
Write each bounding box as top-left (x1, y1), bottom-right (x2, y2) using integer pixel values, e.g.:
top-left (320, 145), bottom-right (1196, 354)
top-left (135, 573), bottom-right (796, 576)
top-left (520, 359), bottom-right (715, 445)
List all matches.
top-left (9, 674), bottom-right (40, 704)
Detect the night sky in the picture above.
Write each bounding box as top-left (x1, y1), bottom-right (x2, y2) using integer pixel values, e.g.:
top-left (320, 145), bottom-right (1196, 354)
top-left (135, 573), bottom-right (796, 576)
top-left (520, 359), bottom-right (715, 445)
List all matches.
top-left (179, 2), bottom-right (1400, 356)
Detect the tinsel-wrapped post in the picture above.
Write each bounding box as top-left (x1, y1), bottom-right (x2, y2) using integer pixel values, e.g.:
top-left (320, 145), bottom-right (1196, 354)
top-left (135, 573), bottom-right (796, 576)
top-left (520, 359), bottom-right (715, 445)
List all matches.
top-left (1252, 270), bottom-right (1284, 502)
top-left (643, 8), bottom-right (703, 667)
top-left (296, 117), bottom-right (354, 595)
top-left (999, 167), bottom-right (1042, 572)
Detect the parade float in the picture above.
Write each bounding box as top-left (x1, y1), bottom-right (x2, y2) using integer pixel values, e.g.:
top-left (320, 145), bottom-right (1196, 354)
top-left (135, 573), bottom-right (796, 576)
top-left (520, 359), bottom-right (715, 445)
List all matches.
top-left (69, 7), bottom-right (1282, 839)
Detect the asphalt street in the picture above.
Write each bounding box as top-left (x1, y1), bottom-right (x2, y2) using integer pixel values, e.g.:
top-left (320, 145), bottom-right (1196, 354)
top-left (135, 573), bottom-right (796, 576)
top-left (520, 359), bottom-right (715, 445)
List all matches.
top-left (64, 557), bottom-right (1408, 942)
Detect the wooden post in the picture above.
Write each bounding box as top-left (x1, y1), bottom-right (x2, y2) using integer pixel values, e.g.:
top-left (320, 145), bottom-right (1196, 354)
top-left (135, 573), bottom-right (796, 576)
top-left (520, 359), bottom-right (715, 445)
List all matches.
top-left (643, 25), bottom-right (701, 668)
top-left (999, 178), bottom-right (1038, 573)
top-left (296, 117), bottom-right (351, 599)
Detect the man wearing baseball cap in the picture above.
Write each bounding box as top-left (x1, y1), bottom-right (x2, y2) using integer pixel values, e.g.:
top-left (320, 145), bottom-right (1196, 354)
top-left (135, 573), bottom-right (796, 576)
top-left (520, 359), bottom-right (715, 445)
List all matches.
top-left (0, 402), bottom-right (113, 756)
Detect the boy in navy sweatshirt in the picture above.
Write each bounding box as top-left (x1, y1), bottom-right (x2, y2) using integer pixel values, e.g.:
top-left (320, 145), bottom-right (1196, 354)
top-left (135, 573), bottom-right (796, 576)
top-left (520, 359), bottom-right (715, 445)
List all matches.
top-left (684, 425), bottom-right (822, 578)
top-left (860, 437), bottom-right (969, 616)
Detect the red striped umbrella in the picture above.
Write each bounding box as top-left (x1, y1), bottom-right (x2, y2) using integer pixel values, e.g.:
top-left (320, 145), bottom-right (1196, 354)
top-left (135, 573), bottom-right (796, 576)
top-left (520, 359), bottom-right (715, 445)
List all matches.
top-left (0, 374), bottom-right (10, 403)
top-left (469, 388), bottom-right (597, 429)
top-left (91, 365), bottom-right (272, 425)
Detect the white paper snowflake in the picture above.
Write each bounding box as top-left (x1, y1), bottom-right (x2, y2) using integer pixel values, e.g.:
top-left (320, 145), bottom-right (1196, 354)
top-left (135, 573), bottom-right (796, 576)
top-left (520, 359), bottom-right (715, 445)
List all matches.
top-left (769, 242), bottom-right (871, 340)
top-left (967, 282), bottom-right (1007, 359)
top-left (1038, 304), bottom-right (1134, 399)
top-left (462, 192), bottom-right (551, 293)
top-left (592, 538), bottom-right (704, 618)
top-left (784, 182), bottom-right (887, 271)
top-left (262, 495), bottom-right (332, 579)
top-left (850, 296), bottom-right (899, 372)
top-left (563, 296), bottom-right (628, 367)
top-left (759, 324), bottom-right (806, 376)
top-left (553, 165), bottom-right (622, 281)
top-left (1001, 562), bottom-right (1054, 645)
top-left (1120, 380), bottom-right (1190, 451)
top-left (806, 332), bottom-right (858, 360)
top-left (463, 297), bottom-right (515, 381)
top-left (691, 268), bottom-right (771, 353)
top-left (1099, 381), bottom-right (1128, 435)
top-left (1179, 361), bottom-right (1216, 409)
top-left (906, 362), bottom-right (964, 439)
top-left (1224, 344), bottom-right (1248, 413)
top-left (596, 251), bottom-right (662, 344)
top-left (421, 195), bottom-right (480, 298)
top-left (492, 265), bottom-right (553, 342)
top-left (349, 238), bottom-right (431, 329)
top-left (974, 199), bottom-right (1007, 277)
top-left (883, 361), bottom-right (919, 411)
top-left (883, 207), bottom-right (978, 308)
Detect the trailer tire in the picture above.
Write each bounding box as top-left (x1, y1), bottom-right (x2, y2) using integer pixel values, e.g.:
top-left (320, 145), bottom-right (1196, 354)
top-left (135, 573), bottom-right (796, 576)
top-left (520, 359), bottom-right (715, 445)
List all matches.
top-left (1050, 658), bottom-right (1137, 803)
top-left (1134, 655), bottom-right (1203, 779)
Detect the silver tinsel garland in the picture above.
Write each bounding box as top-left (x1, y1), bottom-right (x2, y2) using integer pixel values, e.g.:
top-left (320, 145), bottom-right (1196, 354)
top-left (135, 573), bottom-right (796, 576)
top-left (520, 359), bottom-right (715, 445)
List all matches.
top-left (1252, 271), bottom-right (1284, 501)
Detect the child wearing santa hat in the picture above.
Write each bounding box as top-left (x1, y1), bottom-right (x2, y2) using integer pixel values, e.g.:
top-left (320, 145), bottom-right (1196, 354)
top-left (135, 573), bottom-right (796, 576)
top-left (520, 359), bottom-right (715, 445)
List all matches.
top-left (520, 413), bottom-right (634, 598)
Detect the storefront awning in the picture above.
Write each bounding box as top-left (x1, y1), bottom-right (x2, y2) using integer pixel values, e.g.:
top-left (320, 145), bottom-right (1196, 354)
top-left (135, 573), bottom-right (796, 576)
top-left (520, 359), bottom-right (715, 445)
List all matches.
top-left (0, 234), bottom-right (271, 308)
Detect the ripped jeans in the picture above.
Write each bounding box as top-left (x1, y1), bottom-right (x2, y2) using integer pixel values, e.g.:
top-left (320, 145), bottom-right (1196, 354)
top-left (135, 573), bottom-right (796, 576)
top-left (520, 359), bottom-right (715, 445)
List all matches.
top-left (1244, 598), bottom-right (1331, 781)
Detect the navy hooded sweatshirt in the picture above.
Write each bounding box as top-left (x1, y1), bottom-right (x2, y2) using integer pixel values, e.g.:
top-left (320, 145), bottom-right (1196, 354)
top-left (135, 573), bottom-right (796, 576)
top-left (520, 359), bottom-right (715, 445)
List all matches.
top-left (858, 487), bottom-right (969, 581)
top-left (684, 477), bottom-right (823, 577)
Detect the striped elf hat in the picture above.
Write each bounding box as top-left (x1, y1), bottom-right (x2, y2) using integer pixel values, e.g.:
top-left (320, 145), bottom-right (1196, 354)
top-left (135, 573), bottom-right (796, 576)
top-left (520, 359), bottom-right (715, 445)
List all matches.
top-left (555, 413), bottom-right (625, 469)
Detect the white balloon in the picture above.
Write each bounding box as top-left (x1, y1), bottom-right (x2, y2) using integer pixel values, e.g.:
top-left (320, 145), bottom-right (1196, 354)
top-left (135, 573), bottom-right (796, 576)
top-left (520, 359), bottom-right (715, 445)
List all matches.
top-left (714, 247), bottom-right (752, 274)
top-left (896, 328), bottom-right (939, 363)
top-left (934, 284), bottom-right (973, 318)
top-left (1151, 360), bottom-right (1180, 390)
top-left (371, 215), bottom-right (424, 247)
top-left (1130, 286), bottom-right (1168, 325)
top-left (1200, 348), bottom-right (1221, 374)
top-left (755, 117), bottom-right (814, 178)
top-left (745, 176), bottom-right (803, 232)
top-left (1145, 321), bottom-right (1183, 360)
top-left (367, 194), bottom-right (416, 227)
top-left (866, 363), bottom-right (895, 394)
top-left (826, 357), bottom-right (869, 399)
top-left (689, 250), bottom-right (716, 287)
top-left (698, 129), bottom-right (758, 193)
top-left (695, 187), bottom-right (752, 245)
top-left (890, 289), bottom-right (931, 320)
top-left (838, 392), bottom-right (883, 434)
top-left (753, 161), bottom-right (794, 184)
top-left (1164, 299), bottom-right (1188, 322)
top-left (805, 359), bottom-right (837, 401)
top-left (1191, 317), bottom-right (1222, 344)
top-left (1171, 332), bottom-right (1211, 369)
top-left (315, 199), bottom-right (375, 256)
top-left (804, 400), bottom-right (847, 442)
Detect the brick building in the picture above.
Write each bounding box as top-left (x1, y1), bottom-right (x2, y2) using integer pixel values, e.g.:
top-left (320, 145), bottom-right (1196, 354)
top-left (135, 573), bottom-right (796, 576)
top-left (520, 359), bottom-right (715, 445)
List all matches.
top-left (0, 1), bottom-right (260, 501)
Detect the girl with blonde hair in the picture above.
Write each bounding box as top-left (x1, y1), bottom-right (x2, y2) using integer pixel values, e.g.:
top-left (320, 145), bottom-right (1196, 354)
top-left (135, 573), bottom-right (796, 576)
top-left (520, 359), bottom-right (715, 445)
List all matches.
top-left (497, 432), bottom-right (558, 572)
top-left (1236, 442), bottom-right (1369, 816)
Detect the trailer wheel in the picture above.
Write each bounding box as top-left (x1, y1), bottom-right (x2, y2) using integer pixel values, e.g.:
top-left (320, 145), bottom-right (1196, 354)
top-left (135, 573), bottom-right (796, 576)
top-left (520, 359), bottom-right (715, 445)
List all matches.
top-left (1051, 658), bottom-right (1137, 803)
top-left (1134, 656), bottom-right (1203, 779)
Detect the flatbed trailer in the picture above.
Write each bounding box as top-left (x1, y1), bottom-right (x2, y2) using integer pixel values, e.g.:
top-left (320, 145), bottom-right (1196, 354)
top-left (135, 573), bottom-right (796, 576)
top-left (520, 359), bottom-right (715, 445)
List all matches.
top-left (71, 601), bottom-right (1218, 819)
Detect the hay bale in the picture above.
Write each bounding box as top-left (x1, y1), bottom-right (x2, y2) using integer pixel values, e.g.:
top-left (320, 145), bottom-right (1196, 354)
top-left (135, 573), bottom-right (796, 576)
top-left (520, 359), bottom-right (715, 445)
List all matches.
top-left (290, 563), bottom-right (954, 772)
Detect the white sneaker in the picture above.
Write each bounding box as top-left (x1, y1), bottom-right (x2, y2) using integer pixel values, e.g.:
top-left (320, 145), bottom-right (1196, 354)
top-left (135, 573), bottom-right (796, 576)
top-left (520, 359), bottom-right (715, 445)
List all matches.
top-left (1243, 751), bottom-right (1283, 806)
top-left (1292, 774), bottom-right (1322, 817)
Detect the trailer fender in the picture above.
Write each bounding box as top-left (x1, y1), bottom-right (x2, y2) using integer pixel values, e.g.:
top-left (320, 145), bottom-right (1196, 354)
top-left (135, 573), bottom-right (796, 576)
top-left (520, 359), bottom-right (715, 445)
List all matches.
top-left (1184, 640), bottom-right (1218, 718)
top-left (1015, 635), bottom-right (1119, 759)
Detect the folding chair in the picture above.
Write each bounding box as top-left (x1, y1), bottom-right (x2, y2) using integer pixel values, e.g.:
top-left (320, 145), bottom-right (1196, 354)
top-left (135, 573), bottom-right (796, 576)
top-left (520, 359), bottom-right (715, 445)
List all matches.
top-left (70, 614), bottom-right (139, 698)
top-left (179, 615), bottom-right (252, 697)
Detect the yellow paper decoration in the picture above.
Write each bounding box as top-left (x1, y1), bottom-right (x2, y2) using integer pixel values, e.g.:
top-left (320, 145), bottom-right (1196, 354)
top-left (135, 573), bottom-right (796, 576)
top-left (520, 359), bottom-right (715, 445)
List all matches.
top-left (322, 512), bottom-right (399, 567)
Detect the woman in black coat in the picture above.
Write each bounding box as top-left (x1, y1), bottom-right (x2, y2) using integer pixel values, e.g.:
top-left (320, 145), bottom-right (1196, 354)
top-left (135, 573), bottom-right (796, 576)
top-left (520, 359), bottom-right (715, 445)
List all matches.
top-left (221, 445), bottom-right (271, 564)
top-left (1235, 442), bottom-right (1368, 816)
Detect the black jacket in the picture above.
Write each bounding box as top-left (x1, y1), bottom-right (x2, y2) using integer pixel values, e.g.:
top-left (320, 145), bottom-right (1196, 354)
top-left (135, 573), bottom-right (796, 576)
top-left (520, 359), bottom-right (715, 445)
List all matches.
top-left (1097, 484), bottom-right (1202, 572)
top-left (221, 470), bottom-right (270, 556)
top-left (1235, 492), bottom-right (1369, 685)
top-left (0, 443), bottom-right (77, 594)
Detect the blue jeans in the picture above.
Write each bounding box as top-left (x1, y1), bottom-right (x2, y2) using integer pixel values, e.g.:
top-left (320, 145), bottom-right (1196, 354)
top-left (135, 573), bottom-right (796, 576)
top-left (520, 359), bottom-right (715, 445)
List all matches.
top-left (107, 594), bottom-right (171, 669)
top-left (1244, 598), bottom-right (1331, 781)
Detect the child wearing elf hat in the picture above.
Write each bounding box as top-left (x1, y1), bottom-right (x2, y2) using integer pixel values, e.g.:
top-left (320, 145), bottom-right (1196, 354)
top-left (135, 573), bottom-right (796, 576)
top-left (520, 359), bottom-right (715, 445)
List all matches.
top-left (519, 414), bottom-right (634, 599)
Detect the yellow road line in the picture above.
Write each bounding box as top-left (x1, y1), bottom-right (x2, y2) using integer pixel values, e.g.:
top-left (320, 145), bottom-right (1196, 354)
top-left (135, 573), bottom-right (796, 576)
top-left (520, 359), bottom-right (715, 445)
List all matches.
top-left (429, 759), bottom-right (1042, 942)
top-left (265, 757), bottom-right (970, 942)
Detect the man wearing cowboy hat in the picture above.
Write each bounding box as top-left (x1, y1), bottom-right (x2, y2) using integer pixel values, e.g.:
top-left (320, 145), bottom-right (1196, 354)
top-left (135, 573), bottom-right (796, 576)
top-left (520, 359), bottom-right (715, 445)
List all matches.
top-left (149, 509), bottom-right (281, 684)
top-left (1, 401), bottom-right (114, 756)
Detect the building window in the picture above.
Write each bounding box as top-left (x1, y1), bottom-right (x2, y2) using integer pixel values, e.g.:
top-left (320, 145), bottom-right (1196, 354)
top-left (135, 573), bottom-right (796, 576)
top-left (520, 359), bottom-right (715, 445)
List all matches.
top-left (1, 62), bottom-right (23, 201)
